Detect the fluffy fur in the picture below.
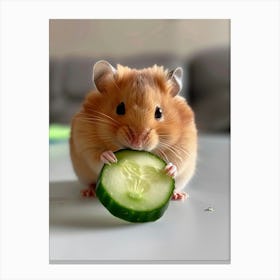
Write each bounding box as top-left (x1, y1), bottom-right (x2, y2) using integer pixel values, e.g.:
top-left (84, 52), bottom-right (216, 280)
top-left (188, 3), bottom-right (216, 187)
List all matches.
top-left (70, 63), bottom-right (197, 192)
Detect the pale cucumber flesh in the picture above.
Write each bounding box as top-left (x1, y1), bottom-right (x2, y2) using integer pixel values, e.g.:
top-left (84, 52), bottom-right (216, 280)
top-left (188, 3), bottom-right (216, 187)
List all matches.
top-left (96, 150), bottom-right (175, 223)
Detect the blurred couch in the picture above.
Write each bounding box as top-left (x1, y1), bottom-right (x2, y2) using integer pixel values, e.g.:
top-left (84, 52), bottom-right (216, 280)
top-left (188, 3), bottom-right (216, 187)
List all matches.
top-left (49, 46), bottom-right (230, 133)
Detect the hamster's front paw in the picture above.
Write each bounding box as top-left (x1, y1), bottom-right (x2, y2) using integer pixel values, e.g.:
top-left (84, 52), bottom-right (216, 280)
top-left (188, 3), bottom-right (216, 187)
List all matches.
top-left (100, 150), bottom-right (118, 165)
top-left (165, 162), bottom-right (177, 178)
top-left (172, 191), bottom-right (188, 201)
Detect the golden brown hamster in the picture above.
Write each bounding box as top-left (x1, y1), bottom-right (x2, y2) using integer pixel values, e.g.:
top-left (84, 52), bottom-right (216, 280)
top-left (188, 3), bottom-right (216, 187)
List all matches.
top-left (70, 60), bottom-right (197, 200)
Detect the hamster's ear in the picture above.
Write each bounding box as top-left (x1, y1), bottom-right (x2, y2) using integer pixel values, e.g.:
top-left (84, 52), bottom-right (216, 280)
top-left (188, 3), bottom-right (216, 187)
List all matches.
top-left (168, 67), bottom-right (183, 96)
top-left (93, 60), bottom-right (116, 93)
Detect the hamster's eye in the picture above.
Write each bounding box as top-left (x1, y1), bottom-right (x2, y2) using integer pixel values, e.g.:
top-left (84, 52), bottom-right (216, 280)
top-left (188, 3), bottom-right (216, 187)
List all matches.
top-left (154, 106), bottom-right (163, 120)
top-left (116, 102), bottom-right (126, 115)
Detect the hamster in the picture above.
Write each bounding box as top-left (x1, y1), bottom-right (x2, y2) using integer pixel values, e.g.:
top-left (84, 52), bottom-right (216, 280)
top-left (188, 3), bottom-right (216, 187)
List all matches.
top-left (70, 60), bottom-right (197, 200)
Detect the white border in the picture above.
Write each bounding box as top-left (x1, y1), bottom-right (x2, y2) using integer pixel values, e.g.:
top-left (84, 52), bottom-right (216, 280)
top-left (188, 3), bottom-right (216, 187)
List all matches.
top-left (1, 0), bottom-right (279, 279)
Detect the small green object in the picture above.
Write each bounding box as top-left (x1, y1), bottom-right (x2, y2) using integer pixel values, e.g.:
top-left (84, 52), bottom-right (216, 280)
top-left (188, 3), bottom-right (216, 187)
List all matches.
top-left (49, 124), bottom-right (70, 141)
top-left (96, 149), bottom-right (175, 223)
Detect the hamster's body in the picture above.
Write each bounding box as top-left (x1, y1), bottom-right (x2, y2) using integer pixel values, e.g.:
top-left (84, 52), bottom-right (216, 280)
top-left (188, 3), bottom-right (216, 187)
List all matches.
top-left (70, 61), bottom-right (197, 200)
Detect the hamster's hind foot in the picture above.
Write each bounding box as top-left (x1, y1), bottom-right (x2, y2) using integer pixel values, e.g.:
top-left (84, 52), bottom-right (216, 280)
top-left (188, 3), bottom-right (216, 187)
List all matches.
top-left (80, 183), bottom-right (96, 198)
top-left (172, 191), bottom-right (188, 201)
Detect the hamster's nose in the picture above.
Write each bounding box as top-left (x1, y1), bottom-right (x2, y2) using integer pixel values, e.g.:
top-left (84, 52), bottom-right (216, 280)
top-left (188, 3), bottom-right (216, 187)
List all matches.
top-left (129, 128), bottom-right (150, 150)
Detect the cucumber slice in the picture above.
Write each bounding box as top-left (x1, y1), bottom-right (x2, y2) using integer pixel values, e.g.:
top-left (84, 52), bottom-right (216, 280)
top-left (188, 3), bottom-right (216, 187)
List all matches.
top-left (96, 149), bottom-right (175, 223)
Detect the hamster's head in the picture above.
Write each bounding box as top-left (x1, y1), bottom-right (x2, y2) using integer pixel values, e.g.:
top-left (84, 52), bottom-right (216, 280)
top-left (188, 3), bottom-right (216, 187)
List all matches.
top-left (86, 60), bottom-right (194, 153)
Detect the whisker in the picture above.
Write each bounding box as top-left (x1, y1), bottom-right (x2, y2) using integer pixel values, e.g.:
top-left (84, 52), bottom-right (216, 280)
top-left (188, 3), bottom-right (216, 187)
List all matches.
top-left (158, 142), bottom-right (183, 164)
top-left (160, 140), bottom-right (191, 158)
top-left (78, 116), bottom-right (114, 124)
top-left (95, 111), bottom-right (120, 125)
top-left (78, 133), bottom-right (114, 141)
top-left (156, 148), bottom-right (169, 163)
top-left (83, 109), bottom-right (120, 125)
top-left (172, 143), bottom-right (191, 158)
top-left (74, 129), bottom-right (116, 140)
top-left (76, 116), bottom-right (118, 127)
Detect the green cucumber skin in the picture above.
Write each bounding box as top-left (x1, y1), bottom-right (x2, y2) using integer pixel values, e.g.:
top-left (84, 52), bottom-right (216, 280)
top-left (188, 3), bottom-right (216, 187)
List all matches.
top-left (96, 149), bottom-right (175, 223)
top-left (96, 179), bottom-right (173, 223)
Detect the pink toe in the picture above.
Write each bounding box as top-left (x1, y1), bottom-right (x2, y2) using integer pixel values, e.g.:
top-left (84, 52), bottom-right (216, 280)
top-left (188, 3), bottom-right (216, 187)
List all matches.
top-left (165, 163), bottom-right (177, 178)
top-left (81, 184), bottom-right (96, 198)
top-left (172, 192), bottom-right (188, 201)
top-left (100, 151), bottom-right (117, 164)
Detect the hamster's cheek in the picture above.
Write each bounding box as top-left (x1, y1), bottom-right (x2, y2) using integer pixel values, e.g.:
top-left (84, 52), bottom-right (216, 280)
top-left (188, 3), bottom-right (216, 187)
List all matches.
top-left (144, 130), bottom-right (159, 151)
top-left (115, 126), bottom-right (131, 148)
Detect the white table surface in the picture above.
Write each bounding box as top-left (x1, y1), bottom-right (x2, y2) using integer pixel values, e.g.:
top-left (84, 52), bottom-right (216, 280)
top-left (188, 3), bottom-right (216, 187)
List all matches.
top-left (49, 134), bottom-right (230, 264)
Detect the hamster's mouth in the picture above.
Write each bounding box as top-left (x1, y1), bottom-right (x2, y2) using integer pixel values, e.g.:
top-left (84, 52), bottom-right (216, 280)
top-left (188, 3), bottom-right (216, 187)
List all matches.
top-left (122, 143), bottom-right (153, 152)
top-left (121, 137), bottom-right (158, 152)
top-left (117, 126), bottom-right (158, 152)
top-left (124, 145), bottom-right (145, 151)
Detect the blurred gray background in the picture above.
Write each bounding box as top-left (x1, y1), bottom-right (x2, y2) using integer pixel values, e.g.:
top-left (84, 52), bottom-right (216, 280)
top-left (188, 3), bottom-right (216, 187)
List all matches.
top-left (49, 19), bottom-right (230, 134)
